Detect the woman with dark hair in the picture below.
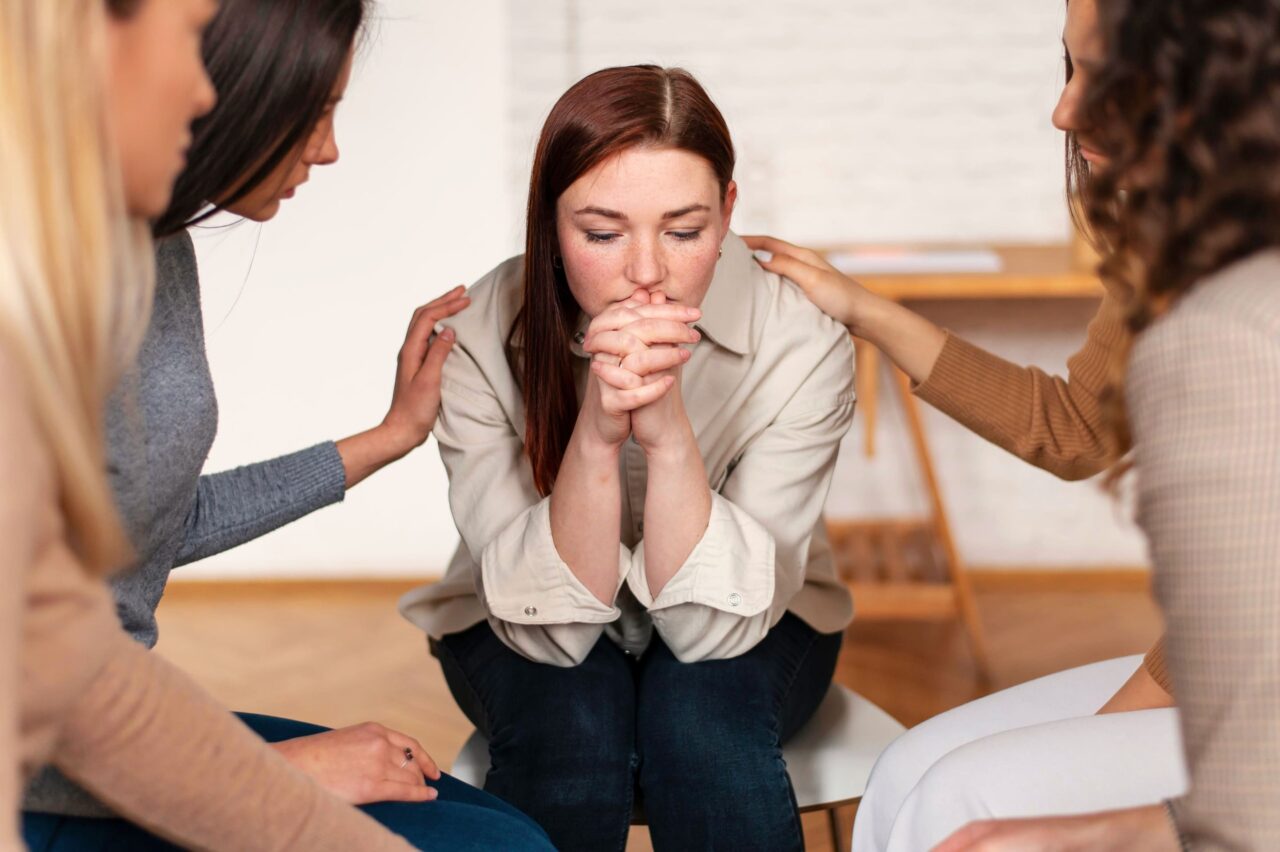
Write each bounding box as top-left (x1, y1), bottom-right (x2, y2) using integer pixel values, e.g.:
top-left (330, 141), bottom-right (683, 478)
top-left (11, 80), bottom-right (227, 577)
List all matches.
top-left (19, 0), bottom-right (553, 849)
top-left (717, 1), bottom-right (1184, 849)
top-left (852, 0), bottom-right (1280, 848)
top-left (399, 64), bottom-right (857, 851)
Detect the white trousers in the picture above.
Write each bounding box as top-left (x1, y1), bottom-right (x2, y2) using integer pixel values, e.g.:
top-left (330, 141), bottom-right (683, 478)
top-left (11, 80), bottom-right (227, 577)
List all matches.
top-left (850, 655), bottom-right (1189, 852)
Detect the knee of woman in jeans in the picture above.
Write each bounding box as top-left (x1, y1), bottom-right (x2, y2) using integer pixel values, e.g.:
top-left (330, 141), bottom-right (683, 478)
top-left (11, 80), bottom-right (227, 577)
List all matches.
top-left (636, 697), bottom-right (781, 791)
top-left (488, 700), bottom-right (635, 798)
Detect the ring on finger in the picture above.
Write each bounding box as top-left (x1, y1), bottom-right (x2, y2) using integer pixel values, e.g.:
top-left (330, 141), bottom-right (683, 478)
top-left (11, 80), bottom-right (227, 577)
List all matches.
top-left (399, 747), bottom-right (414, 769)
top-left (592, 352), bottom-right (623, 368)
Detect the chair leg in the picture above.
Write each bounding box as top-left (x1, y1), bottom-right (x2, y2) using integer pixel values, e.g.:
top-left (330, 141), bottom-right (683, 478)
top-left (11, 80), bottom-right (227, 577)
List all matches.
top-left (827, 806), bottom-right (844, 852)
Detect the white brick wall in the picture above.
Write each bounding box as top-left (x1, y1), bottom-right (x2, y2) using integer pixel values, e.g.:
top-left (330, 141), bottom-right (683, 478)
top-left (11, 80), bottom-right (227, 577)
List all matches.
top-left (507, 0), bottom-right (1071, 242)
top-left (506, 0), bottom-right (1149, 568)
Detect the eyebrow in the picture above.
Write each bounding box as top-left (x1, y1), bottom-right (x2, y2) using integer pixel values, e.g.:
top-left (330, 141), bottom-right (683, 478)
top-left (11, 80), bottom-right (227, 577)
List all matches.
top-left (573, 203), bottom-right (711, 221)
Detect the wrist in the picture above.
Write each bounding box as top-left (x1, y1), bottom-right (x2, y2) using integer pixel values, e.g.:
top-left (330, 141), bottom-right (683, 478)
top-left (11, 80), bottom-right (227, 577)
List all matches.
top-left (847, 290), bottom-right (900, 342)
top-left (571, 426), bottom-right (625, 463)
top-left (641, 422), bottom-right (698, 466)
top-left (375, 418), bottom-right (424, 459)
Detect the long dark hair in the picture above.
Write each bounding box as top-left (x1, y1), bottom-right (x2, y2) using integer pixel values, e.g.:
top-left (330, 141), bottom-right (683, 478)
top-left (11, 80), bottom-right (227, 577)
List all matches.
top-left (152, 0), bottom-right (368, 237)
top-left (514, 65), bottom-right (735, 496)
top-left (1088, 0), bottom-right (1280, 455)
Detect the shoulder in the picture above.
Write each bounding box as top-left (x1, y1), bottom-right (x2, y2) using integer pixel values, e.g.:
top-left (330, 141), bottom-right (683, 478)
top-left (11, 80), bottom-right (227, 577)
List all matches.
top-left (732, 236), bottom-right (853, 386)
top-left (154, 230), bottom-right (197, 287)
top-left (1131, 250), bottom-right (1280, 378)
top-left (1128, 250), bottom-right (1280, 429)
top-left (444, 254), bottom-right (525, 347)
top-left (437, 255), bottom-right (526, 402)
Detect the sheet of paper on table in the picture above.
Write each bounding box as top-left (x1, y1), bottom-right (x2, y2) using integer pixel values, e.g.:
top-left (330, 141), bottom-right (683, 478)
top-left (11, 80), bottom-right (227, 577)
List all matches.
top-left (825, 248), bottom-right (1004, 275)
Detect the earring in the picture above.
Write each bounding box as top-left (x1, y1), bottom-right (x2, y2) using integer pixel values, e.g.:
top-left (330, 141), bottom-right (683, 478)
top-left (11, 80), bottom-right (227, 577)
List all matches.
top-left (718, 246), bottom-right (724, 259)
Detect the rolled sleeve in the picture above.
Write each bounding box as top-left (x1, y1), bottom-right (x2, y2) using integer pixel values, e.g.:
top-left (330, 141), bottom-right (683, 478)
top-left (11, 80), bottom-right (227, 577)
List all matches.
top-left (482, 498), bottom-right (627, 624)
top-left (437, 345), bottom-right (629, 666)
top-left (628, 493), bottom-right (775, 615)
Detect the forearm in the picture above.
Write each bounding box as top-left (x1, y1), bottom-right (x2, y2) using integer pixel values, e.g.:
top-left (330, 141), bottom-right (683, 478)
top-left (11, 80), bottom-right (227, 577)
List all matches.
top-left (176, 444), bottom-right (346, 566)
top-left (335, 423), bottom-right (416, 489)
top-left (642, 424), bottom-right (711, 599)
top-left (59, 639), bottom-right (409, 851)
top-left (851, 295), bottom-right (947, 384)
top-left (550, 426), bottom-right (624, 606)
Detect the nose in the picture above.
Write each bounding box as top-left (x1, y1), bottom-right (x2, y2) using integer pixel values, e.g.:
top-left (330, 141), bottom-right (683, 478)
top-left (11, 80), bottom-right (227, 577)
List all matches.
top-left (1052, 74), bottom-right (1083, 134)
top-left (625, 236), bottom-right (665, 289)
top-left (304, 121), bottom-right (341, 167)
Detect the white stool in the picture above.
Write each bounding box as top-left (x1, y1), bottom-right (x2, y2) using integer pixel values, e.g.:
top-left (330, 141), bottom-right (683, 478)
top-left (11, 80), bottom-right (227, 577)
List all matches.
top-left (450, 684), bottom-right (905, 851)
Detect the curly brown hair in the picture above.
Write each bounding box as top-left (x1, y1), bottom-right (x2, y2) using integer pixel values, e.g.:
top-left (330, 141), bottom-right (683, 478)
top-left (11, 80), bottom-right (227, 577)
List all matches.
top-left (1086, 0), bottom-right (1280, 455)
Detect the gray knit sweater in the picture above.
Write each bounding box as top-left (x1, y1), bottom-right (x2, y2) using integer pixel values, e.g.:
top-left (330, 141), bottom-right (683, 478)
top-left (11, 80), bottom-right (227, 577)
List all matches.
top-left (24, 231), bottom-right (348, 816)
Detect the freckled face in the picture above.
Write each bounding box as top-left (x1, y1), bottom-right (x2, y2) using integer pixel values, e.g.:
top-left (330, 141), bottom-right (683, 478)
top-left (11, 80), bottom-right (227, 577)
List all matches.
top-left (555, 146), bottom-right (737, 317)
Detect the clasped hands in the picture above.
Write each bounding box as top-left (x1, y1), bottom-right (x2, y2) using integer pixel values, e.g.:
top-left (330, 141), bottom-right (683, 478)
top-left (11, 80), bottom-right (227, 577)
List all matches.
top-left (580, 288), bottom-right (701, 453)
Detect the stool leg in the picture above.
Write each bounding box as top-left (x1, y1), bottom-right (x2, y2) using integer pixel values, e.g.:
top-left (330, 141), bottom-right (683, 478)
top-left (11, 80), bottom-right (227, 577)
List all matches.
top-left (828, 806), bottom-right (844, 852)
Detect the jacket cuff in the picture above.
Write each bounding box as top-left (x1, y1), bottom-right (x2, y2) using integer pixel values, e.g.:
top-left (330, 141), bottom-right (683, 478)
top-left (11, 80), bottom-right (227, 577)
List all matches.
top-left (480, 498), bottom-right (627, 625)
top-left (627, 493), bottom-right (775, 617)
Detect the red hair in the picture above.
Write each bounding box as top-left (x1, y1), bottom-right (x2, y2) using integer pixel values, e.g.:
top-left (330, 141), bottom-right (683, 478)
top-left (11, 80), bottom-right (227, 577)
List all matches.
top-left (513, 65), bottom-right (735, 495)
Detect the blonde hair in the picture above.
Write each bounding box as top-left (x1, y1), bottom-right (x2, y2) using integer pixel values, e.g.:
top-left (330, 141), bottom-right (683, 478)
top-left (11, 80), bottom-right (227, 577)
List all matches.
top-left (0, 0), bottom-right (154, 573)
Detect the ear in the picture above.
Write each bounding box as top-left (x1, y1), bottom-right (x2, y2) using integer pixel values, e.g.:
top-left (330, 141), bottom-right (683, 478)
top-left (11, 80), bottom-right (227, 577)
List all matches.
top-left (719, 180), bottom-right (738, 238)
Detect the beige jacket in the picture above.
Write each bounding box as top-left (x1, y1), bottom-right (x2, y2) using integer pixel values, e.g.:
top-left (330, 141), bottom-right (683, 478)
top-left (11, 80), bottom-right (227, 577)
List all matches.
top-left (400, 234), bottom-right (856, 666)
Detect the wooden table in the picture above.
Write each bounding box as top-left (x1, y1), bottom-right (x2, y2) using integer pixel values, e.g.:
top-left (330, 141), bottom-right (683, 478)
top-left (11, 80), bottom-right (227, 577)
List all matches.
top-left (825, 244), bottom-right (1103, 681)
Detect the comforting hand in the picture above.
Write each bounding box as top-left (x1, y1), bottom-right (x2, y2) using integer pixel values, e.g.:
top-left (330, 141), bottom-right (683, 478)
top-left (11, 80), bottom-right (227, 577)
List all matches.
top-left (743, 234), bottom-right (871, 332)
top-left (272, 721), bottom-right (442, 806)
top-left (933, 805), bottom-right (1179, 852)
top-left (380, 285), bottom-right (472, 451)
top-left (580, 289), bottom-right (700, 450)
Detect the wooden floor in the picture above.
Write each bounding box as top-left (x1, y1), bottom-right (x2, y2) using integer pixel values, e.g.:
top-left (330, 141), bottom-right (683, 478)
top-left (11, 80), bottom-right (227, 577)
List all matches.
top-left (155, 578), bottom-right (1162, 852)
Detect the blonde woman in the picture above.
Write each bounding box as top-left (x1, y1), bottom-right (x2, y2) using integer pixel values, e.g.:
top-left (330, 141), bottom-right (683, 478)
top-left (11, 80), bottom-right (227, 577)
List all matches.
top-left (1, 1), bottom-right (422, 848)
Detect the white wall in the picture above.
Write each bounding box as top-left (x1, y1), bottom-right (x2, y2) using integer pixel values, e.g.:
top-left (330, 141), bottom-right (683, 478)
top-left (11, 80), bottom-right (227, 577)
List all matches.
top-left (182, 0), bottom-right (513, 578)
top-left (185, 0), bottom-right (1147, 579)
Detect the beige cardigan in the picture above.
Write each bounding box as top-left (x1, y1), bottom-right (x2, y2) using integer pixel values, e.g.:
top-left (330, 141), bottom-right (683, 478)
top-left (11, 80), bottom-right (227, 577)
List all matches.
top-left (0, 349), bottom-right (412, 852)
top-left (1127, 250), bottom-right (1280, 849)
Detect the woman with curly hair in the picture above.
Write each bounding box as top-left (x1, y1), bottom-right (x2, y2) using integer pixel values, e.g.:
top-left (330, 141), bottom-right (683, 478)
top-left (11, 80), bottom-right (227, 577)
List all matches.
top-left (868, 0), bottom-right (1280, 849)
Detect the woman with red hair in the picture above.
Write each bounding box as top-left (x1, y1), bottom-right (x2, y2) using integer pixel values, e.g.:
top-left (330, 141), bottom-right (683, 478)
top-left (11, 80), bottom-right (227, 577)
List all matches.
top-left (401, 65), bottom-right (857, 851)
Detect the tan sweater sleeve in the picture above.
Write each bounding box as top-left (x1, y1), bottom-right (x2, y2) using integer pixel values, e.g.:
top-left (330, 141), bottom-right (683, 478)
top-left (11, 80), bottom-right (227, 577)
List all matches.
top-left (913, 287), bottom-right (1127, 482)
top-left (1143, 636), bottom-right (1174, 695)
top-left (55, 635), bottom-right (414, 852)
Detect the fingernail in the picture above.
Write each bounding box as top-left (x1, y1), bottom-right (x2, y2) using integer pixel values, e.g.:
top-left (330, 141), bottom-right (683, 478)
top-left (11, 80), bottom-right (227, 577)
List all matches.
top-left (441, 328), bottom-right (455, 341)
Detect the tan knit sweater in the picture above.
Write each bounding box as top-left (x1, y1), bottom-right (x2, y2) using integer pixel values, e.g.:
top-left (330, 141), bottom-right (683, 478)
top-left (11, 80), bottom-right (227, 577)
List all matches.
top-left (0, 351), bottom-right (413, 852)
top-left (910, 283), bottom-right (1172, 694)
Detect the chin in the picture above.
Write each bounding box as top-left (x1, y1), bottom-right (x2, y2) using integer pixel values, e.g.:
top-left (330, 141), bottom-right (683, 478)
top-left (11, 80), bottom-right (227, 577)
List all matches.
top-left (245, 202), bottom-right (282, 223)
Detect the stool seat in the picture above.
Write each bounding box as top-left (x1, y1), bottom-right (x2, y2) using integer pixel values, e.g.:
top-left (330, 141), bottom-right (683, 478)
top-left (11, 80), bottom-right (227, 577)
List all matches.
top-left (450, 683), bottom-right (905, 824)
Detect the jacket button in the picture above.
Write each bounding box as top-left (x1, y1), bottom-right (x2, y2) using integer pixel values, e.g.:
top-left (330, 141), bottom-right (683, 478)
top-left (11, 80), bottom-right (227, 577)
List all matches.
top-left (524, 606), bottom-right (538, 617)
top-left (728, 593), bottom-right (742, 607)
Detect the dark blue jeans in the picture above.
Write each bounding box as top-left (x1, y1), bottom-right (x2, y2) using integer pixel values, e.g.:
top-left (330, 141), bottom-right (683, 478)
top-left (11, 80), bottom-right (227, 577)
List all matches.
top-left (434, 612), bottom-right (842, 852)
top-left (22, 713), bottom-right (553, 852)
